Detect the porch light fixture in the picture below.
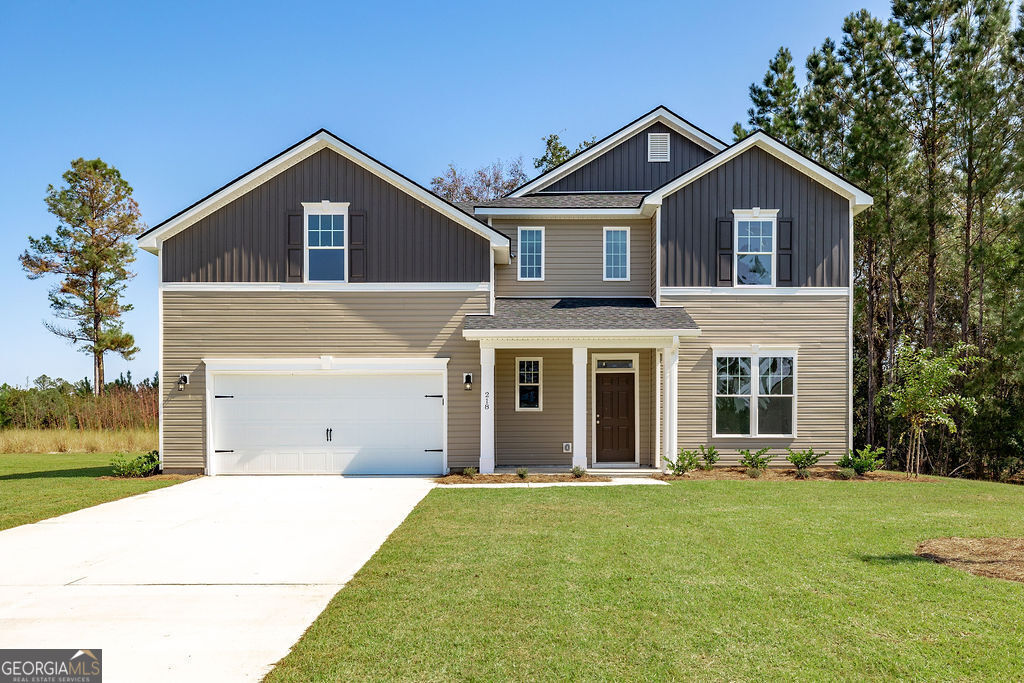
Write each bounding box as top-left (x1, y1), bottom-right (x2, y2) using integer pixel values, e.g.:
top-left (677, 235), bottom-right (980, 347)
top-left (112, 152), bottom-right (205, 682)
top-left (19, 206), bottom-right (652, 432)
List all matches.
top-left (463, 373), bottom-right (473, 391)
top-left (177, 374), bottom-right (189, 391)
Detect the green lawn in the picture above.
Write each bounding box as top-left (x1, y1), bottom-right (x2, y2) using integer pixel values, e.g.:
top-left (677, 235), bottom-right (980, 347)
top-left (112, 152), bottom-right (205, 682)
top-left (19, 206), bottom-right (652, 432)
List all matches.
top-left (269, 478), bottom-right (1024, 681)
top-left (0, 453), bottom-right (188, 531)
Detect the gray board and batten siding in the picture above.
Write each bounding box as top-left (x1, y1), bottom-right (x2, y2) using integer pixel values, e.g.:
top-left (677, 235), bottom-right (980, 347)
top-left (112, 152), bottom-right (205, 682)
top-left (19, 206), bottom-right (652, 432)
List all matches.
top-left (541, 122), bottom-right (714, 193)
top-left (162, 148), bottom-right (491, 284)
top-left (660, 146), bottom-right (850, 288)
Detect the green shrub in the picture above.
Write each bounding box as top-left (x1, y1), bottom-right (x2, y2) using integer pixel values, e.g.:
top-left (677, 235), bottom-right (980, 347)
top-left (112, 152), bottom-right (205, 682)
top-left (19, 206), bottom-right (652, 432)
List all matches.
top-left (462, 467), bottom-right (477, 478)
top-left (110, 449), bottom-right (160, 478)
top-left (738, 447), bottom-right (774, 471)
top-left (665, 448), bottom-right (700, 475)
top-left (571, 465), bottom-right (585, 478)
top-left (838, 445), bottom-right (885, 475)
top-left (786, 447), bottom-right (825, 478)
top-left (837, 467), bottom-right (857, 480)
top-left (746, 467), bottom-right (763, 478)
top-left (698, 445), bottom-right (720, 470)
top-left (516, 467), bottom-right (529, 479)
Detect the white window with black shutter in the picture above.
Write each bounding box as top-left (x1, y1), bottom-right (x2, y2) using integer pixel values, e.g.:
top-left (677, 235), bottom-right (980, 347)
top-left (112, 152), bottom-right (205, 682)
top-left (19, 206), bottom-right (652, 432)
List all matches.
top-left (733, 208), bottom-right (778, 287)
top-left (303, 201), bottom-right (350, 282)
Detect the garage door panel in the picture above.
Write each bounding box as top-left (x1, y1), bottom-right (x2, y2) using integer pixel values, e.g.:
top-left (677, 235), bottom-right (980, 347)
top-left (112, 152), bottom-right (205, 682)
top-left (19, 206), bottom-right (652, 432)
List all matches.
top-left (210, 370), bottom-right (445, 475)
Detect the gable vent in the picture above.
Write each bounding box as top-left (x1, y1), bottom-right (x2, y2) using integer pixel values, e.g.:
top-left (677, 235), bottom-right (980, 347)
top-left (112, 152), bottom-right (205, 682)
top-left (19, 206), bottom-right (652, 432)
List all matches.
top-left (647, 132), bottom-right (670, 162)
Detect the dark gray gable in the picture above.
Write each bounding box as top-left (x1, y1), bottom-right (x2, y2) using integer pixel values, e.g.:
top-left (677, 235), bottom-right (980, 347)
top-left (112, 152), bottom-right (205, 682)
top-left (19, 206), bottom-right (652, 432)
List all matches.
top-left (540, 122), bottom-right (714, 194)
top-left (163, 147), bottom-right (490, 283)
top-left (661, 146), bottom-right (850, 288)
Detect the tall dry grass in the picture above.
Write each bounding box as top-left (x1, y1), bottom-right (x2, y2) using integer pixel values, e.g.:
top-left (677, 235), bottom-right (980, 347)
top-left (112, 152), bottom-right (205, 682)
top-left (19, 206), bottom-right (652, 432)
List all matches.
top-left (0, 428), bottom-right (158, 454)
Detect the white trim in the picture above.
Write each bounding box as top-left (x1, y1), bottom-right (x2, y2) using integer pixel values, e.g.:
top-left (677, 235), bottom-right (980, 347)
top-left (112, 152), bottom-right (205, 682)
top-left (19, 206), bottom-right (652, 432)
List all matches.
top-left (644, 131), bottom-right (873, 213)
top-left (664, 343), bottom-right (679, 467)
top-left (733, 208), bottom-right (778, 288)
top-left (138, 130), bottom-right (511, 258)
top-left (660, 286), bottom-right (849, 297)
top-left (157, 249), bottom-right (164, 471)
top-left (591, 352), bottom-right (641, 466)
top-left (516, 226), bottom-right (545, 281)
top-left (654, 207), bottom-right (662, 307)
top-left (848, 198), bottom-right (855, 452)
top-left (474, 207), bottom-right (647, 218)
top-left (160, 281), bottom-right (489, 292)
top-left (571, 348), bottom-right (588, 469)
top-left (515, 356), bottom-right (543, 412)
top-left (711, 347), bottom-right (798, 439)
top-left (203, 356), bottom-right (448, 475)
top-left (302, 201), bottom-right (349, 283)
top-left (511, 107), bottom-right (725, 196)
top-left (602, 226), bottom-right (631, 281)
top-left (495, 295), bottom-right (652, 300)
top-left (479, 347), bottom-right (495, 473)
top-left (647, 132), bottom-right (671, 162)
top-left (654, 349), bottom-right (662, 468)
top-left (489, 250), bottom-right (495, 315)
top-left (464, 327), bottom-right (701, 340)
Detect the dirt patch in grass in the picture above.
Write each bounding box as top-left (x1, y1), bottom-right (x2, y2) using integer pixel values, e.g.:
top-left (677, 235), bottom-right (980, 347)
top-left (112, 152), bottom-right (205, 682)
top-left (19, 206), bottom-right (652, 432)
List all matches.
top-left (98, 474), bottom-right (199, 482)
top-left (435, 473), bottom-right (611, 484)
top-left (655, 467), bottom-right (936, 482)
top-left (916, 537), bottom-right (1024, 583)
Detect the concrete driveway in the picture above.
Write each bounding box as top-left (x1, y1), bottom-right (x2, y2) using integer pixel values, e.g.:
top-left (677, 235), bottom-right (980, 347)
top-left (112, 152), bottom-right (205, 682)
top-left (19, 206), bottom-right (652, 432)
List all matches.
top-left (0, 476), bottom-right (434, 681)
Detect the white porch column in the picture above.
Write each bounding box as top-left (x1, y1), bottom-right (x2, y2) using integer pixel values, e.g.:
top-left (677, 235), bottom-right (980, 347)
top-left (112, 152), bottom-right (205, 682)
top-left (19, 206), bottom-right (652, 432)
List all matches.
top-left (479, 346), bottom-right (495, 474)
top-left (572, 347), bottom-right (588, 470)
top-left (662, 341), bottom-right (679, 467)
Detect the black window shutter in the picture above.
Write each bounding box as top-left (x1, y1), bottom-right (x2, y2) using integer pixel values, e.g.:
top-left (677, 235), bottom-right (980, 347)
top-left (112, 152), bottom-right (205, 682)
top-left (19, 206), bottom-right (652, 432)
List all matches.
top-left (777, 217), bottom-right (793, 284)
top-left (716, 218), bottom-right (733, 285)
top-left (348, 211), bottom-right (367, 282)
top-left (286, 212), bottom-right (303, 282)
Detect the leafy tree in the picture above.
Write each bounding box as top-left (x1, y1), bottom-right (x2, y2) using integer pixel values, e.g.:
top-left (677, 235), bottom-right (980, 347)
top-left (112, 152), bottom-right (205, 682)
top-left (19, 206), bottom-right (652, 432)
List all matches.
top-left (733, 47), bottom-right (801, 143)
top-left (533, 132), bottom-right (597, 172)
top-left (430, 157), bottom-right (528, 203)
top-left (879, 339), bottom-right (980, 476)
top-left (20, 159), bottom-right (144, 395)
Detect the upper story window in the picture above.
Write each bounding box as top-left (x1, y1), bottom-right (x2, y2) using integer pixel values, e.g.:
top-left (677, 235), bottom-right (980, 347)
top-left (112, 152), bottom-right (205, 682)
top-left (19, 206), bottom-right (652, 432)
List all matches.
top-left (518, 227), bottom-right (544, 281)
top-left (303, 201), bottom-right (350, 282)
top-left (714, 348), bottom-right (796, 437)
top-left (516, 357), bottom-right (542, 411)
top-left (603, 227), bottom-right (630, 281)
top-left (734, 208), bottom-right (778, 287)
top-left (647, 132), bottom-right (670, 162)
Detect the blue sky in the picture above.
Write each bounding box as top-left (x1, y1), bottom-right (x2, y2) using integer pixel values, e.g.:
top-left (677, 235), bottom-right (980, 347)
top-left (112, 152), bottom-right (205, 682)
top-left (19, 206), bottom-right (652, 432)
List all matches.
top-left (0, 0), bottom-right (891, 386)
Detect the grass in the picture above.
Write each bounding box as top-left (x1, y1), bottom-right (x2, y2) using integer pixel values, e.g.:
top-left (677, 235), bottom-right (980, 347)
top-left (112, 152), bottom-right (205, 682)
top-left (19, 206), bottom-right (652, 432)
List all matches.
top-left (0, 453), bottom-right (189, 531)
top-left (0, 428), bottom-right (157, 454)
top-left (269, 477), bottom-right (1024, 681)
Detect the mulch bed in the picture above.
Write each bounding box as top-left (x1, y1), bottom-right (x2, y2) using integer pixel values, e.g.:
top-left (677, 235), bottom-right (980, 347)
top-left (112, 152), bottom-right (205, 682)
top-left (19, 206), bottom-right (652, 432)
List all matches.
top-left (435, 473), bottom-right (612, 484)
top-left (655, 467), bottom-right (936, 482)
top-left (916, 537), bottom-right (1024, 583)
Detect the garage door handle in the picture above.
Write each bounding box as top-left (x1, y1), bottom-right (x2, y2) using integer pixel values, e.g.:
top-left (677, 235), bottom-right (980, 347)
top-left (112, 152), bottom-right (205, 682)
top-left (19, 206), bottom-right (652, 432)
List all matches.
top-left (424, 449), bottom-right (443, 452)
top-left (215, 395), bottom-right (234, 399)
top-left (215, 449), bottom-right (234, 453)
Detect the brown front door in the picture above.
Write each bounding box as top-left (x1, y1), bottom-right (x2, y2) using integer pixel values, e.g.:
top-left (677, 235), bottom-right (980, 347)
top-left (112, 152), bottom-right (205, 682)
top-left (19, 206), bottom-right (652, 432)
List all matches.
top-left (595, 372), bottom-right (635, 463)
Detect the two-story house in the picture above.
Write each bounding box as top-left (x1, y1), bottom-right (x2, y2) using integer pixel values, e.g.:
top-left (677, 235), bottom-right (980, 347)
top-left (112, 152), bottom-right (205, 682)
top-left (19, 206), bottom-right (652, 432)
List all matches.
top-left (140, 106), bottom-right (871, 475)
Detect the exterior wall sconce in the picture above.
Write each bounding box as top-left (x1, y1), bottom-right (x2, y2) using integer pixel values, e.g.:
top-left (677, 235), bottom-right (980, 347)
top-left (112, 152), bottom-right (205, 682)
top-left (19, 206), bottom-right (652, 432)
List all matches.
top-left (463, 373), bottom-right (473, 391)
top-left (177, 374), bottom-right (189, 391)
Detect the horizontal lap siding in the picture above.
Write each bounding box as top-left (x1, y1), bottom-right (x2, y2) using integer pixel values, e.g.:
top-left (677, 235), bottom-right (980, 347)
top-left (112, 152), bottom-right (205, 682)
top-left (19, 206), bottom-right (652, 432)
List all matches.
top-left (495, 350), bottom-right (573, 466)
top-left (493, 219), bottom-right (653, 297)
top-left (544, 122), bottom-right (713, 192)
top-left (663, 295), bottom-right (849, 465)
top-left (162, 290), bottom-right (488, 472)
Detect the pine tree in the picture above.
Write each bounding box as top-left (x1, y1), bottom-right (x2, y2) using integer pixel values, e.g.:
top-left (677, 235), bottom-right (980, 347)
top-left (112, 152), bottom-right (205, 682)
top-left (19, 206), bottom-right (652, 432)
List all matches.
top-left (733, 47), bottom-right (801, 144)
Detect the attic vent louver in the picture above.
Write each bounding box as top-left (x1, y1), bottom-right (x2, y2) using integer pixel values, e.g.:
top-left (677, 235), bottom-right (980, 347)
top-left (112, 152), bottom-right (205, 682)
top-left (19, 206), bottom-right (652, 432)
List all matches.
top-left (647, 132), bottom-right (670, 162)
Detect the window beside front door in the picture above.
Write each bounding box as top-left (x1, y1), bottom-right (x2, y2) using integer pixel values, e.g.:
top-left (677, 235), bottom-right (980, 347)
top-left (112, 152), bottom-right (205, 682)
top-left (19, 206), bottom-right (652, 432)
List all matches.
top-left (518, 227), bottom-right (544, 280)
top-left (516, 357), bottom-right (542, 411)
top-left (603, 227), bottom-right (630, 281)
top-left (714, 350), bottom-right (796, 437)
top-left (303, 201), bottom-right (350, 282)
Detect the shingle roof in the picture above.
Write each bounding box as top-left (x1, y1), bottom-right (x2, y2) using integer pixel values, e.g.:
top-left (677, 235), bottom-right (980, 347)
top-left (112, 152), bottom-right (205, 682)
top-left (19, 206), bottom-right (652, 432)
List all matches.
top-left (472, 193), bottom-right (646, 209)
top-left (464, 298), bottom-right (698, 331)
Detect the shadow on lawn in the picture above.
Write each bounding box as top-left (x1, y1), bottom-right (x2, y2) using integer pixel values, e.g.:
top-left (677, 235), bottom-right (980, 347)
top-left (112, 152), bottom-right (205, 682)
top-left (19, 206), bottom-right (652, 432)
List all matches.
top-left (857, 553), bottom-right (933, 565)
top-left (0, 466), bottom-right (111, 481)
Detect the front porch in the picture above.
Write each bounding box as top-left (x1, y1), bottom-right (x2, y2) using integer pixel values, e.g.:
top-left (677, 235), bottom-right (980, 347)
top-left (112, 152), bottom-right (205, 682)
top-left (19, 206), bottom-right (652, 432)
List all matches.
top-left (463, 298), bottom-right (700, 474)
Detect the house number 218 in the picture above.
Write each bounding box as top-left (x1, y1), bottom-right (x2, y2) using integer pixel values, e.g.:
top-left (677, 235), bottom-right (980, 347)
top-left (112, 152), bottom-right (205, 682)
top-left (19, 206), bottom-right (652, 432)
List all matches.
top-left (484, 391), bottom-right (490, 410)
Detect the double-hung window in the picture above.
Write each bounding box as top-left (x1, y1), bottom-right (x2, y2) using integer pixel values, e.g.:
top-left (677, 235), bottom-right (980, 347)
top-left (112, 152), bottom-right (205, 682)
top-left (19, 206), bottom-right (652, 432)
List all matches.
top-left (518, 227), bottom-right (544, 281)
top-left (304, 201), bottom-right (350, 282)
top-left (734, 209), bottom-right (777, 287)
top-left (516, 357), bottom-right (542, 411)
top-left (603, 227), bottom-right (630, 281)
top-left (714, 348), bottom-right (796, 437)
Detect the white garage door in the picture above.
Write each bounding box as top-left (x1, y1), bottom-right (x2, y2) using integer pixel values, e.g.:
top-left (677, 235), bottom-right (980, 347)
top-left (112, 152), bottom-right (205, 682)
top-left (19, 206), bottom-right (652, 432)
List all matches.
top-left (210, 372), bottom-right (445, 475)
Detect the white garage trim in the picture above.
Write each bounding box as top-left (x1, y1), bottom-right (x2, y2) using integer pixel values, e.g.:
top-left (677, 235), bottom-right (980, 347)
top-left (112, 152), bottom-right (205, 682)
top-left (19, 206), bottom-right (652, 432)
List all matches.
top-left (203, 357), bottom-right (449, 475)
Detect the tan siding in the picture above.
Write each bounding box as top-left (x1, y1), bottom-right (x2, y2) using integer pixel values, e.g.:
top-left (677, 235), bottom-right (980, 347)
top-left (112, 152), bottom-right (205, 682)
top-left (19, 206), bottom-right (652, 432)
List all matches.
top-left (663, 295), bottom-right (850, 465)
top-left (162, 290), bottom-right (488, 472)
top-left (492, 219), bottom-right (653, 297)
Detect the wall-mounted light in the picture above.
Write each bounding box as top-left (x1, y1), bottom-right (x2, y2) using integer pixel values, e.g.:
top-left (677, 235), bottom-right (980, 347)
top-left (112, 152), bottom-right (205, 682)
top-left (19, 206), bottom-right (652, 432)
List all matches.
top-left (177, 374), bottom-right (189, 391)
top-left (463, 373), bottom-right (473, 391)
